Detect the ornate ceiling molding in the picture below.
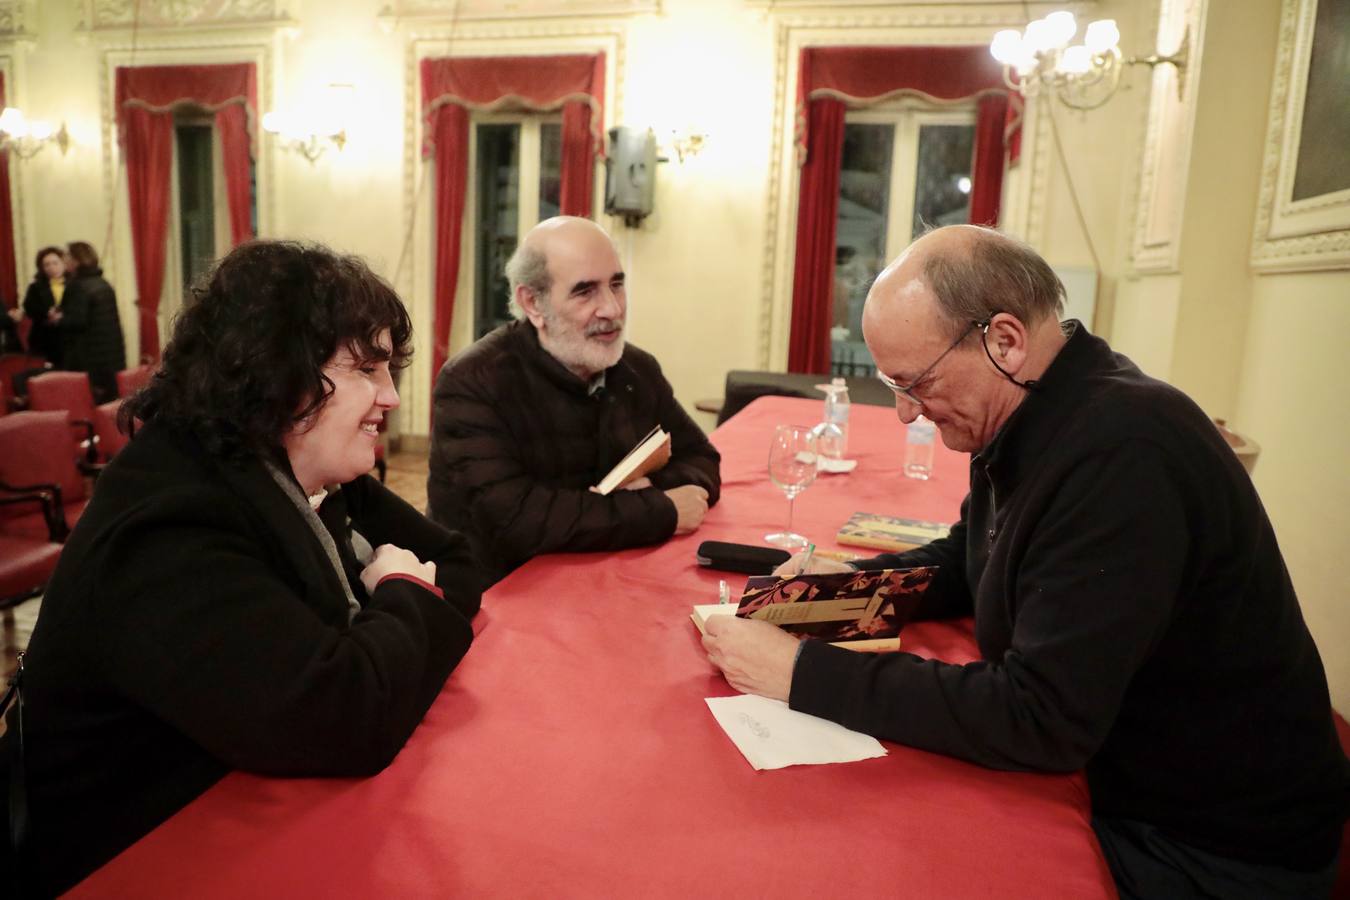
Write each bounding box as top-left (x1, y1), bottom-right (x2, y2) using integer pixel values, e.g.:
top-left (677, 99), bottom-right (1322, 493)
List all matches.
top-left (76, 0), bottom-right (294, 34)
top-left (378, 0), bottom-right (657, 25)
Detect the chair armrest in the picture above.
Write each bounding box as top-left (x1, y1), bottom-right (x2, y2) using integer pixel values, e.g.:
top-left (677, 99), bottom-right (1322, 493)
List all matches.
top-left (0, 479), bottom-right (68, 542)
top-left (71, 417), bottom-right (100, 465)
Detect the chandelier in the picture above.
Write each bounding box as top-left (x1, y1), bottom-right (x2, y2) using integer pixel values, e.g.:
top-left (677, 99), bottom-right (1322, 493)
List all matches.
top-left (990, 12), bottom-right (1188, 111)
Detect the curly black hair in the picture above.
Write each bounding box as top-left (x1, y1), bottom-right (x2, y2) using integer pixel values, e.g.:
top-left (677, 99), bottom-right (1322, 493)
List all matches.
top-left (32, 245), bottom-right (64, 280)
top-left (121, 240), bottom-right (412, 461)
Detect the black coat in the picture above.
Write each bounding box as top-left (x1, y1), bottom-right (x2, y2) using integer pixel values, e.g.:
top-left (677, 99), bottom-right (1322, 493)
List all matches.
top-left (20, 279), bottom-right (62, 364)
top-left (428, 320), bottom-right (722, 585)
top-left (791, 322), bottom-right (1350, 870)
top-left (59, 269), bottom-right (125, 400)
top-left (0, 423), bottom-right (481, 895)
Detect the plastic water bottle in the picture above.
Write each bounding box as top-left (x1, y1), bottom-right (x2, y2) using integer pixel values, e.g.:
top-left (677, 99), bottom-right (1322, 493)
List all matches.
top-left (905, 415), bottom-right (936, 480)
top-left (821, 377), bottom-right (850, 458)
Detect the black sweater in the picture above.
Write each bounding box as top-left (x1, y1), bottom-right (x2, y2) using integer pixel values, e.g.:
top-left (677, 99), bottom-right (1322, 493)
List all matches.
top-left (428, 321), bottom-right (721, 584)
top-left (790, 322), bottom-right (1350, 869)
top-left (1, 424), bottom-right (480, 895)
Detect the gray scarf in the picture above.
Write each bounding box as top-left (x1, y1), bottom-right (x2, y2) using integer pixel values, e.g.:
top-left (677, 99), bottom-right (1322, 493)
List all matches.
top-left (263, 461), bottom-right (362, 625)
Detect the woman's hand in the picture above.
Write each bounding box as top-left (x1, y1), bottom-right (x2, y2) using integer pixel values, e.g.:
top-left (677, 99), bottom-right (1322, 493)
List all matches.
top-left (360, 543), bottom-right (437, 595)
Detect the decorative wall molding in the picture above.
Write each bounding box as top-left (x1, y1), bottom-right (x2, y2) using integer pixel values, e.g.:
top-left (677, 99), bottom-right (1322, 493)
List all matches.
top-left (1128, 0), bottom-right (1203, 274)
top-left (96, 36), bottom-right (277, 362)
top-left (1251, 0), bottom-right (1350, 272)
top-left (379, 0), bottom-right (657, 24)
top-left (76, 0), bottom-right (293, 34)
top-left (0, 2), bottom-right (31, 41)
top-left (757, 9), bottom-right (1050, 370)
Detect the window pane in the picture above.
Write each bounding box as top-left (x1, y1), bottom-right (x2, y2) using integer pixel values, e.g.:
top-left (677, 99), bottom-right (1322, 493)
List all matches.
top-left (911, 124), bottom-right (975, 238)
top-left (832, 124), bottom-right (892, 377)
top-left (474, 123), bottom-right (520, 339)
top-left (539, 122), bottom-right (562, 220)
top-left (175, 124), bottom-right (215, 290)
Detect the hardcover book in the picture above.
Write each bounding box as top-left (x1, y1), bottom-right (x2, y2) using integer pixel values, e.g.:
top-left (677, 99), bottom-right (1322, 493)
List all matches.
top-left (593, 425), bottom-right (671, 495)
top-left (692, 566), bottom-right (937, 653)
top-left (836, 512), bottom-right (952, 553)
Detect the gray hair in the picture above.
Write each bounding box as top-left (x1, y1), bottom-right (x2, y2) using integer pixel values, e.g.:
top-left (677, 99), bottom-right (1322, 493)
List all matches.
top-left (921, 227), bottom-right (1065, 339)
top-left (505, 241), bottom-right (552, 320)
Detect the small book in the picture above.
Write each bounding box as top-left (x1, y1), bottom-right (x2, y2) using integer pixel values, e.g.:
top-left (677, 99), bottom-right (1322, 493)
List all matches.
top-left (837, 512), bottom-right (952, 553)
top-left (691, 567), bottom-right (937, 653)
top-left (593, 425), bottom-right (671, 495)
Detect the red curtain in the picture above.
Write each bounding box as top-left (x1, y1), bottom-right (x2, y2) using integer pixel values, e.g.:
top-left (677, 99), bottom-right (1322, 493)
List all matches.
top-left (115, 63), bottom-right (257, 360)
top-left (420, 53), bottom-right (605, 385)
top-left (788, 46), bottom-right (1022, 373)
top-left (0, 73), bottom-right (17, 310)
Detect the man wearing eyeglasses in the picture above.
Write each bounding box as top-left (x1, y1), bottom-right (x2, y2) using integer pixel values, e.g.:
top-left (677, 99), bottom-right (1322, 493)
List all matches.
top-left (703, 225), bottom-right (1349, 898)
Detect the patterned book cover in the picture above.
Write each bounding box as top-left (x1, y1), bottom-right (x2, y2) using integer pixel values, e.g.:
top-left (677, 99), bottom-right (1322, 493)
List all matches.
top-left (836, 512), bottom-right (952, 552)
top-left (735, 567), bottom-right (937, 645)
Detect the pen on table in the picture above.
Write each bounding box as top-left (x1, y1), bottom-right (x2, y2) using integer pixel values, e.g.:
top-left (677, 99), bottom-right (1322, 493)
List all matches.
top-left (797, 543), bottom-right (816, 576)
top-left (718, 579), bottom-right (730, 605)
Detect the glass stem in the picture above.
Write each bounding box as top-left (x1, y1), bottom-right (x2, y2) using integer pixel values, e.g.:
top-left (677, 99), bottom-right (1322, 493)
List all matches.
top-left (785, 493), bottom-right (795, 534)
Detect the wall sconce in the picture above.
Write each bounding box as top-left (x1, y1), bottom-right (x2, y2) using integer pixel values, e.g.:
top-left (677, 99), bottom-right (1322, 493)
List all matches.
top-left (666, 128), bottom-right (707, 164)
top-left (0, 107), bottom-right (71, 160)
top-left (262, 83), bottom-right (352, 163)
top-left (990, 12), bottom-right (1189, 111)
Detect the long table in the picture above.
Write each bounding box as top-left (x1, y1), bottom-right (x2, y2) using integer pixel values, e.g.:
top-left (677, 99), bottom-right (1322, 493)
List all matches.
top-left (74, 396), bottom-right (1114, 897)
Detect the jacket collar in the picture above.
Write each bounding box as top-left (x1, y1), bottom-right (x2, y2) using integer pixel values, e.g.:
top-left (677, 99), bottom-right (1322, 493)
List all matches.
top-left (974, 320), bottom-right (1115, 489)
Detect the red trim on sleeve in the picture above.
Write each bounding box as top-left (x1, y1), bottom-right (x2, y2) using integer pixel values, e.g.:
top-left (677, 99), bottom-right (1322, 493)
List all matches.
top-left (375, 573), bottom-right (445, 600)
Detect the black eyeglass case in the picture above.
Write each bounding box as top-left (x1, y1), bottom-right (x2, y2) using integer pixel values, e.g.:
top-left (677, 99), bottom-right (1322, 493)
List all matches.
top-left (695, 541), bottom-right (791, 576)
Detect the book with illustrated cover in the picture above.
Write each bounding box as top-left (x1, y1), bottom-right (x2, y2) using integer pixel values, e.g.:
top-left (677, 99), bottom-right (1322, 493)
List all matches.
top-left (836, 512), bottom-right (952, 553)
top-left (691, 567), bottom-right (937, 653)
top-left (593, 425), bottom-right (671, 495)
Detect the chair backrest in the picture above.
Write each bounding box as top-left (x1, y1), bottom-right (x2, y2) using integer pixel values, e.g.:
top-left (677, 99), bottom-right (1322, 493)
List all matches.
top-left (0, 376), bottom-right (9, 417)
top-left (0, 353), bottom-right (51, 397)
top-left (0, 410), bottom-right (87, 516)
top-left (28, 371), bottom-right (97, 421)
top-left (116, 363), bottom-right (155, 398)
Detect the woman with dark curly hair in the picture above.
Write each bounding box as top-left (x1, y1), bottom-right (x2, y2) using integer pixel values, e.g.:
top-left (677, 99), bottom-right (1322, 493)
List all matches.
top-left (16, 246), bottom-right (67, 364)
top-left (1, 240), bottom-right (482, 897)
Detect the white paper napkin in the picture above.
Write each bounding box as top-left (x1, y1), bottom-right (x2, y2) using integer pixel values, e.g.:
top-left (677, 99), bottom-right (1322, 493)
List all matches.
top-left (817, 456), bottom-right (857, 474)
top-left (704, 694), bottom-right (887, 770)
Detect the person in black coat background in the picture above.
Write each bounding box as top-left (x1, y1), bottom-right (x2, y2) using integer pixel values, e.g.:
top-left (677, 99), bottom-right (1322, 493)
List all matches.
top-left (54, 240), bottom-right (125, 402)
top-left (18, 245), bottom-right (67, 365)
top-left (1, 240), bottom-right (483, 897)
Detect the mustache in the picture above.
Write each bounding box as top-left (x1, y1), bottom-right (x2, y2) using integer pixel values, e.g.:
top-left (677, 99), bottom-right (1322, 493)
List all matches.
top-left (586, 321), bottom-right (624, 337)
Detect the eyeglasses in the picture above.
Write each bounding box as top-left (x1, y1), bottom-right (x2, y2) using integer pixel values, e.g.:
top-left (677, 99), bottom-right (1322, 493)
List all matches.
top-left (876, 319), bottom-right (988, 406)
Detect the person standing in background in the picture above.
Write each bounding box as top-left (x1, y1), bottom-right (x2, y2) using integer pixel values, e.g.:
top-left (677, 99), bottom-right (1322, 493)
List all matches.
top-left (18, 246), bottom-right (67, 365)
top-left (56, 241), bottom-right (125, 402)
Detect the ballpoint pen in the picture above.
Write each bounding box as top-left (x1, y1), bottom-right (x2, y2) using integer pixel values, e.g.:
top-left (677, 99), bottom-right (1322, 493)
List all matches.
top-left (718, 579), bottom-right (730, 605)
top-left (797, 542), bottom-right (816, 576)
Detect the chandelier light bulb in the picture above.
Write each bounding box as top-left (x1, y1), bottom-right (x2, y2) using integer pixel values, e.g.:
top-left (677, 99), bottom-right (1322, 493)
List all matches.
top-left (1058, 46), bottom-right (1093, 74)
top-left (990, 30), bottom-right (1025, 65)
top-left (1044, 11), bottom-right (1078, 49)
top-left (1023, 18), bottom-right (1056, 54)
top-left (0, 106), bottom-right (28, 137)
top-left (1084, 19), bottom-right (1121, 54)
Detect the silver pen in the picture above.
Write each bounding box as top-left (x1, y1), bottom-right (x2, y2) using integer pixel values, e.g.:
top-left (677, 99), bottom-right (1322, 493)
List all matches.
top-left (718, 579), bottom-right (730, 605)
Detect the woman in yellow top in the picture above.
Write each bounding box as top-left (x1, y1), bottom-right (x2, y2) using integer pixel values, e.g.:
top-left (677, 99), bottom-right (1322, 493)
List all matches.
top-left (20, 245), bottom-right (67, 365)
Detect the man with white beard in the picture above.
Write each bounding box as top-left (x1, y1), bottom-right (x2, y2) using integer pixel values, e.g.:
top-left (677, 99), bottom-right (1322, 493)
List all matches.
top-left (428, 217), bottom-right (720, 585)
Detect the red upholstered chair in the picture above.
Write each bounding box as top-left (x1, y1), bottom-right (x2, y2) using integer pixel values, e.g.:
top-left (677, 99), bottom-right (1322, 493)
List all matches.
top-left (0, 410), bottom-right (90, 541)
top-left (0, 492), bottom-right (63, 610)
top-left (0, 352), bottom-right (52, 411)
top-left (116, 363), bottom-right (155, 397)
top-left (0, 376), bottom-right (9, 417)
top-left (27, 370), bottom-right (105, 465)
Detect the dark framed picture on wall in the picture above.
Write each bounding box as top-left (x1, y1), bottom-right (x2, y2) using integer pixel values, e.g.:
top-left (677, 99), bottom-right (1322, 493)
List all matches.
top-left (1252, 0), bottom-right (1350, 271)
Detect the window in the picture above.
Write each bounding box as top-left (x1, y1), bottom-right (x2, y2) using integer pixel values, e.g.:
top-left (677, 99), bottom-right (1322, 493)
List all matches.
top-left (469, 116), bottom-right (562, 339)
top-left (832, 108), bottom-right (975, 376)
top-left (168, 108), bottom-right (257, 310)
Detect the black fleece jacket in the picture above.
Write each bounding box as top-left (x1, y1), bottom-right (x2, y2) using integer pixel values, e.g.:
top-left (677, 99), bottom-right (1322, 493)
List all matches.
top-left (427, 321), bottom-right (721, 585)
top-left (790, 322), bottom-right (1350, 870)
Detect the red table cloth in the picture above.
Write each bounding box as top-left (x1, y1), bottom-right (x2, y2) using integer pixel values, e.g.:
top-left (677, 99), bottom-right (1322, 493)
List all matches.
top-left (73, 396), bottom-right (1114, 898)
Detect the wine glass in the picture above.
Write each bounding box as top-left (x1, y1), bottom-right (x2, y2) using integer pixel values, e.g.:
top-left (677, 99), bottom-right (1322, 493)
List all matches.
top-left (765, 424), bottom-right (818, 549)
